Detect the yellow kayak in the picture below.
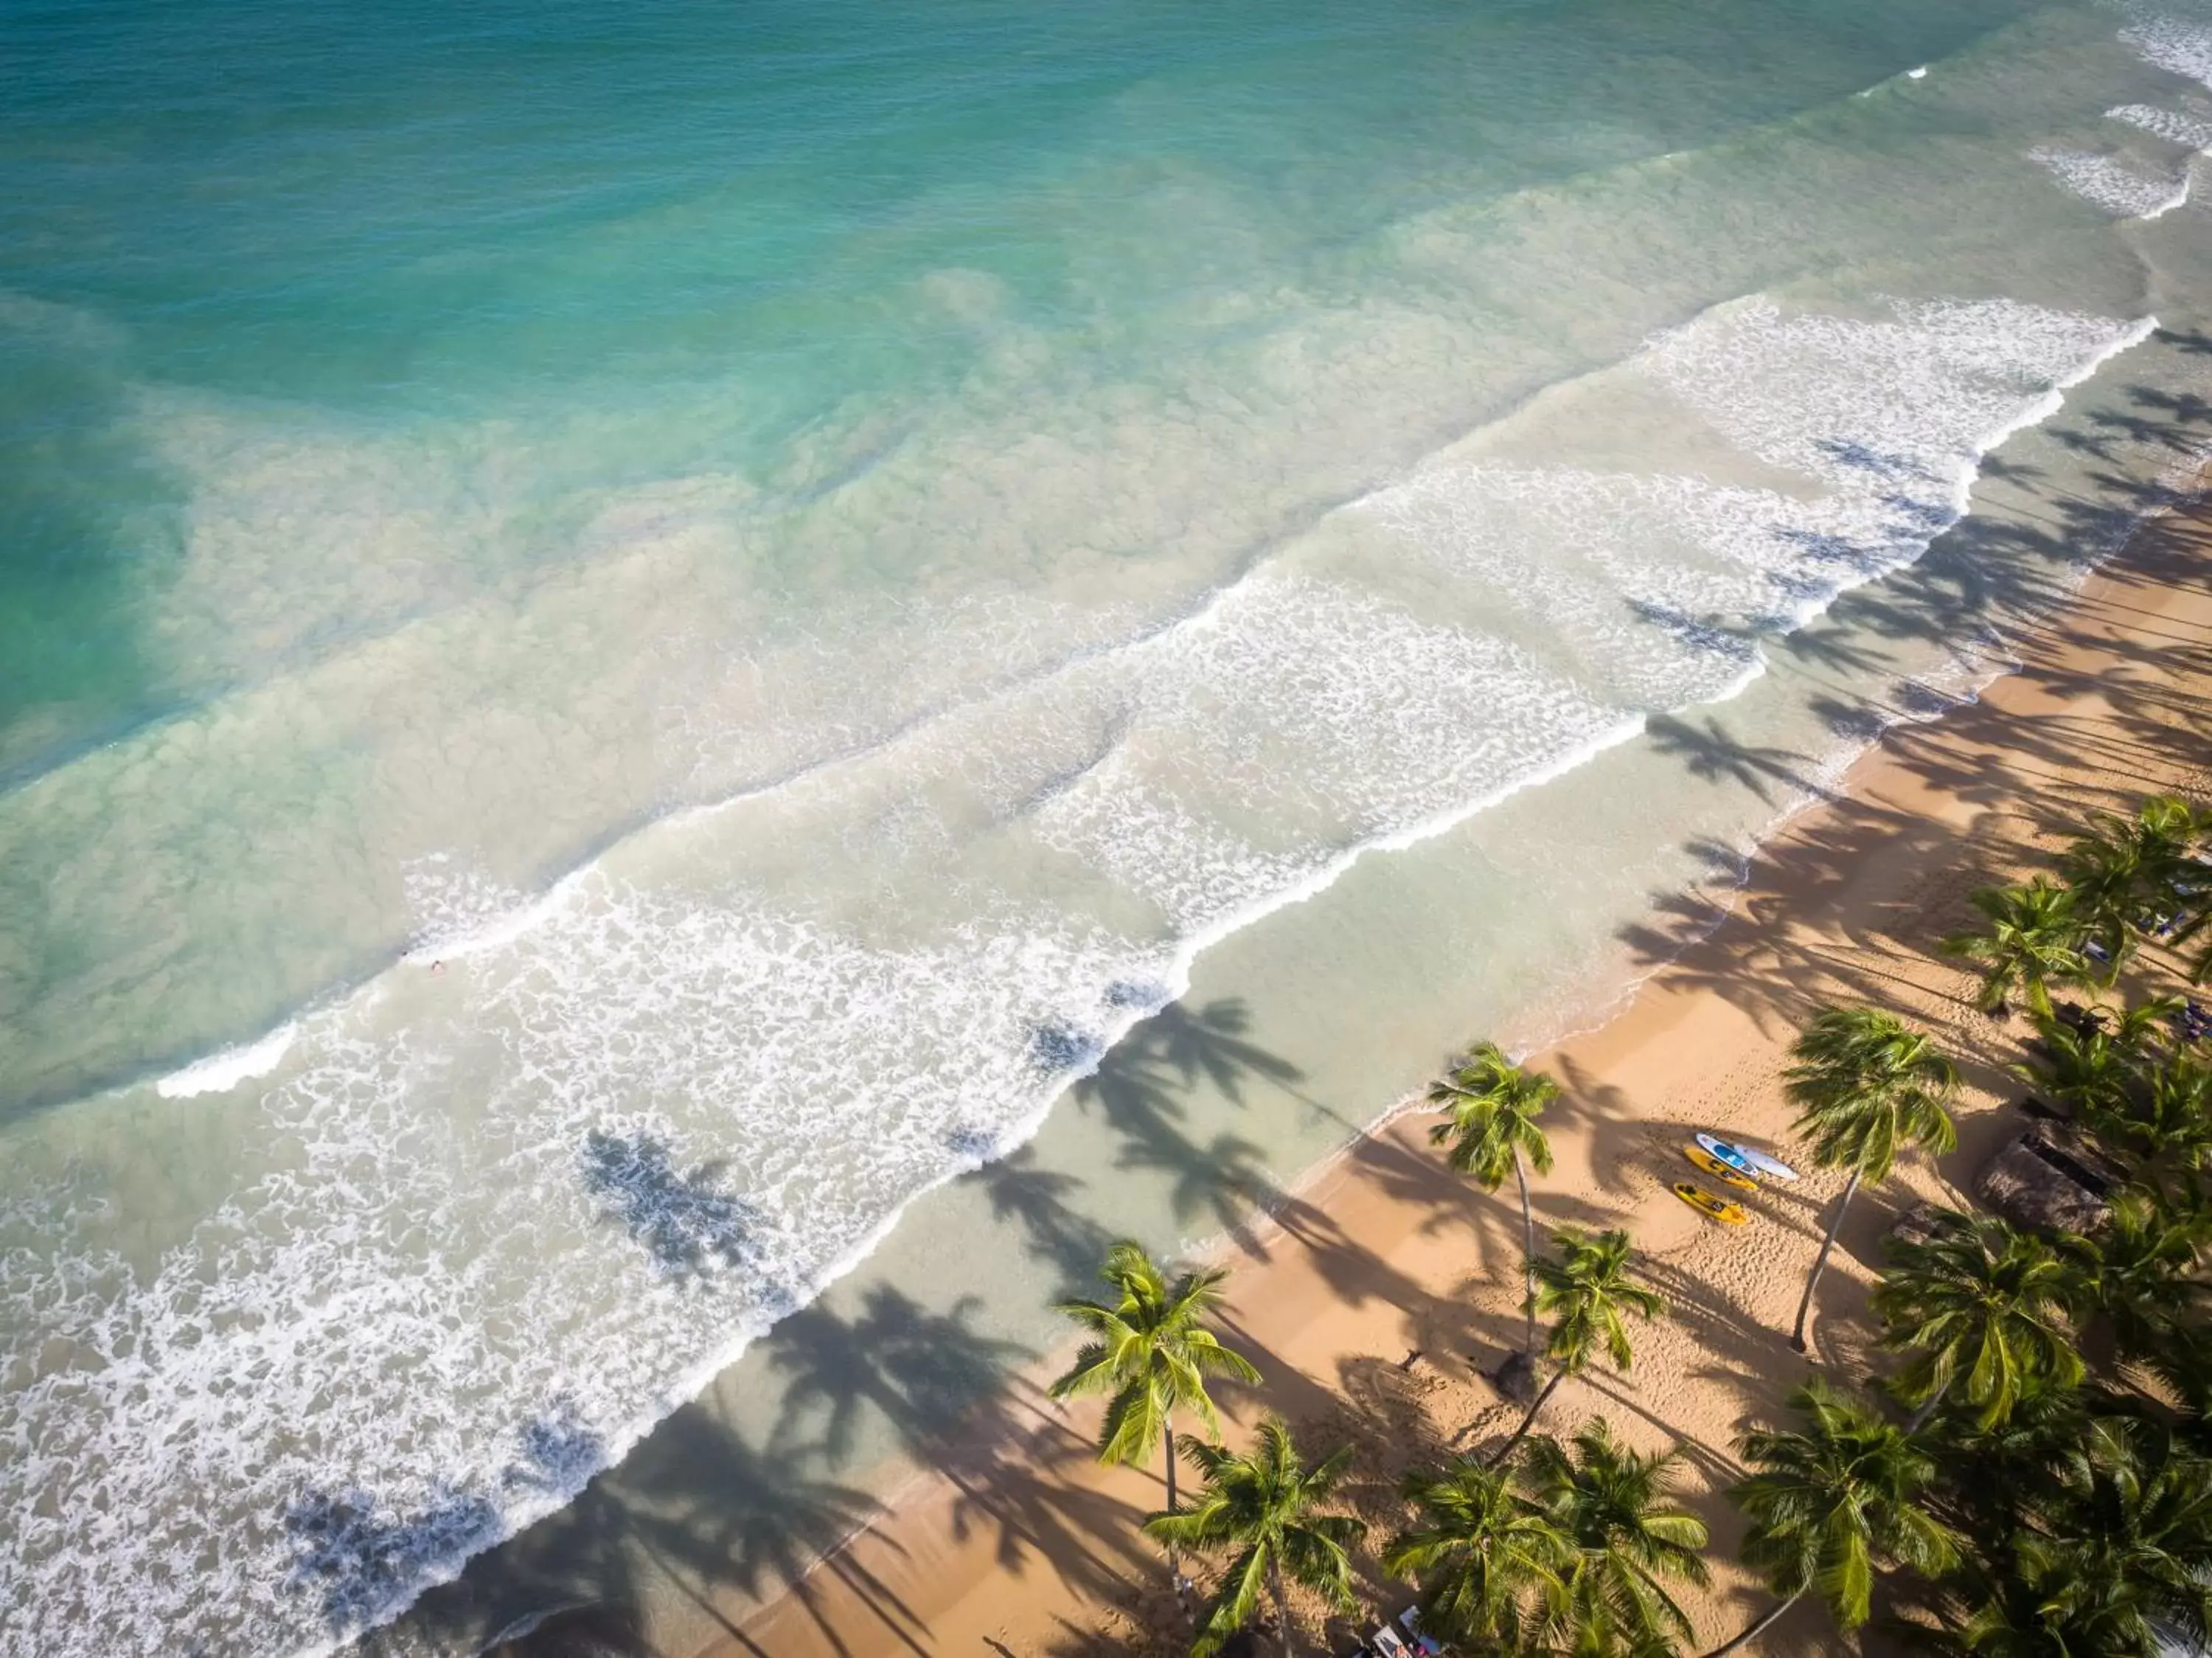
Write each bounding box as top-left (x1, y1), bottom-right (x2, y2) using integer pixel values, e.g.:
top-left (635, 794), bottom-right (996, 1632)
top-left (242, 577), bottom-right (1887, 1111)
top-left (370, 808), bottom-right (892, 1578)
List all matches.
top-left (1683, 1145), bottom-right (1758, 1193)
top-left (1673, 1182), bottom-right (1750, 1226)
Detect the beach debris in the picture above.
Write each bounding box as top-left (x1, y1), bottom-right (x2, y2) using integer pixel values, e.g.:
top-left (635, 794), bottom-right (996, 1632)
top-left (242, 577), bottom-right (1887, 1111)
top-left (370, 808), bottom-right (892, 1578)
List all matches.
top-left (1488, 1347), bottom-right (1540, 1404)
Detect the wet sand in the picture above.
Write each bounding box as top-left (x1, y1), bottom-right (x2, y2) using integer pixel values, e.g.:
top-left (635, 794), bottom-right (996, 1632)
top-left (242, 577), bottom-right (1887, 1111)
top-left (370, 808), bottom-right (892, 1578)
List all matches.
top-left (704, 502), bottom-right (2212, 1658)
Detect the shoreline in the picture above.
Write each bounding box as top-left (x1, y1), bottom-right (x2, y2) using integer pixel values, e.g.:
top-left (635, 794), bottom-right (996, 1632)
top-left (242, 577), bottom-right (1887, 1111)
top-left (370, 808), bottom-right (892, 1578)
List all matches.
top-left (703, 499), bottom-right (2212, 1658)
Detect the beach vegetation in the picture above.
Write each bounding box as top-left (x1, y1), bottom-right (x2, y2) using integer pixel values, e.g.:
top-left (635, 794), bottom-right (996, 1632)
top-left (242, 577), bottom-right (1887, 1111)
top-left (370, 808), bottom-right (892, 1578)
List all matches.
top-left (2087, 1050), bottom-right (2212, 1182)
top-left (1868, 1211), bottom-right (2084, 1430)
top-left (1781, 1006), bottom-right (1958, 1352)
top-left (1705, 1378), bottom-right (1956, 1656)
top-left (2059, 1184), bottom-right (2211, 1366)
top-left (1524, 1418), bottom-right (1710, 1657)
top-left (1382, 1454), bottom-right (1568, 1652)
top-left (2013, 998), bottom-right (2174, 1120)
top-left (2061, 794), bottom-right (2205, 964)
top-left (1428, 1041), bottom-right (1558, 1357)
top-left (1940, 878), bottom-right (2095, 1019)
top-left (1048, 1241), bottom-right (1261, 1539)
top-left (1904, 1406), bottom-right (2212, 1657)
top-left (1494, 1227), bottom-right (1664, 1466)
top-left (1146, 1417), bottom-right (1366, 1658)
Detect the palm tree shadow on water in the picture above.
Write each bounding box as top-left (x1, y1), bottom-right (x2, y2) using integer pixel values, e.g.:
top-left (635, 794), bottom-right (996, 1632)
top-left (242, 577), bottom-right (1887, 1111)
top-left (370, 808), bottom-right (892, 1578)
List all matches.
top-left (375, 998), bottom-right (1317, 1657)
top-left (1067, 997), bottom-right (1318, 1259)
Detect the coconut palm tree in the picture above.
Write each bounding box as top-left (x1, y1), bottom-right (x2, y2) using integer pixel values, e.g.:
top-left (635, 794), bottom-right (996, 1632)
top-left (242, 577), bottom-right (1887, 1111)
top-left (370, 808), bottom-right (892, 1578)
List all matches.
top-left (1147, 1418), bottom-right (1367, 1658)
top-left (2014, 1000), bottom-right (2173, 1120)
top-left (1783, 1007), bottom-right (1960, 1353)
top-left (2064, 796), bottom-right (2205, 962)
top-left (2087, 1053), bottom-right (2212, 1181)
top-left (2059, 825), bottom-right (2147, 968)
top-left (1919, 1376), bottom-right (2096, 1556)
top-left (1384, 1455), bottom-right (1569, 1651)
top-left (2062, 1185), bottom-right (2211, 1365)
top-left (2034, 1415), bottom-right (2212, 1654)
top-left (1495, 1228), bottom-right (1665, 1464)
top-left (1430, 1041), bottom-right (1558, 1356)
top-left (1941, 878), bottom-right (2093, 1020)
top-left (1907, 1541), bottom-right (2165, 1657)
top-left (1704, 1378), bottom-right (1957, 1657)
top-left (1048, 1241), bottom-right (1261, 1536)
top-left (1871, 1211), bottom-right (2084, 1431)
top-left (1523, 1419), bottom-right (1710, 1657)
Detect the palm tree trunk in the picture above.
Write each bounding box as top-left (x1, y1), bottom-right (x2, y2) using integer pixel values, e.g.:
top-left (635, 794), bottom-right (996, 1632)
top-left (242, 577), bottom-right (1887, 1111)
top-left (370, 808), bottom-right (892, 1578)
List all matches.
top-left (1269, 1555), bottom-right (1297, 1658)
top-left (1514, 1145), bottom-right (1537, 1356)
top-left (1162, 1420), bottom-right (1180, 1581)
top-left (1905, 1378), bottom-right (1950, 1434)
top-left (1486, 1363), bottom-right (1566, 1466)
top-left (1163, 1421), bottom-right (1178, 1513)
top-left (1790, 1166), bottom-right (1862, 1353)
top-left (1700, 1592), bottom-right (1803, 1657)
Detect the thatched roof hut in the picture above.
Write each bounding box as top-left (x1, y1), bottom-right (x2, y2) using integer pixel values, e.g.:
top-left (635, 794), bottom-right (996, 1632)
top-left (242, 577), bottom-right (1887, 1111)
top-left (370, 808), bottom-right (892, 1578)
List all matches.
top-left (1975, 1125), bottom-right (2120, 1237)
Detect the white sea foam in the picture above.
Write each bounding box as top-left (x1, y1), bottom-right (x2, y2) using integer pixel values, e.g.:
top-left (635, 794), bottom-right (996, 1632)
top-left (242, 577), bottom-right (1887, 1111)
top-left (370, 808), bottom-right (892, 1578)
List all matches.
top-left (2032, 145), bottom-right (2191, 217)
top-left (155, 1021), bottom-right (299, 1099)
top-left (2122, 13), bottom-right (2212, 89)
top-left (2109, 100), bottom-right (2212, 148)
top-left (0, 283), bottom-right (2163, 1658)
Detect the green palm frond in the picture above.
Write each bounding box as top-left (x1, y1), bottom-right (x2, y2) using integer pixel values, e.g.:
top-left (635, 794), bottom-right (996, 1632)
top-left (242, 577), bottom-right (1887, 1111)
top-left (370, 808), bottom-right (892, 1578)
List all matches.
top-left (1385, 1457), bottom-right (1571, 1648)
top-left (1427, 1041), bottom-right (1559, 1186)
top-left (1730, 1378), bottom-right (1956, 1630)
top-left (1533, 1227), bottom-right (1665, 1377)
top-left (1523, 1419), bottom-right (1708, 1654)
top-left (1047, 1239), bottom-right (1257, 1468)
top-left (1785, 1007), bottom-right (1958, 1182)
top-left (1148, 1417), bottom-right (1368, 1655)
top-left (1873, 1212), bottom-right (2084, 1430)
top-left (1940, 879), bottom-right (2093, 1018)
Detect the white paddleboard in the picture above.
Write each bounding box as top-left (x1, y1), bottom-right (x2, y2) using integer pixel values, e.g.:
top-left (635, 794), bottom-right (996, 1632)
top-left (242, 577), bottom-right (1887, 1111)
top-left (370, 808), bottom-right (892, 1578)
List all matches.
top-left (1694, 1134), bottom-right (1756, 1176)
top-left (1732, 1142), bottom-right (1799, 1182)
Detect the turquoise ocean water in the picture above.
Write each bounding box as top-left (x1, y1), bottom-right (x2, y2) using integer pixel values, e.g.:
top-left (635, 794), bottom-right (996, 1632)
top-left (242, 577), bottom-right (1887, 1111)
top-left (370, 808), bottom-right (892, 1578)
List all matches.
top-left (7, 1), bottom-right (2212, 1653)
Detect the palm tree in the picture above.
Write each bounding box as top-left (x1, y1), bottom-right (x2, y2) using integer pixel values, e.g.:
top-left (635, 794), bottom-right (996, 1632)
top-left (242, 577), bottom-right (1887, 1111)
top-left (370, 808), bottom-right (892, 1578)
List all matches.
top-left (2063, 796), bottom-right (2205, 965)
top-left (1941, 878), bottom-right (2093, 1019)
top-left (1928, 1414), bottom-right (2212, 1657)
top-left (1048, 1241), bottom-right (1261, 1538)
top-left (2059, 830), bottom-right (2145, 968)
top-left (1430, 1041), bottom-right (1558, 1356)
top-left (1495, 1228), bottom-right (1665, 1463)
top-left (1523, 1419), bottom-right (1710, 1657)
top-left (2062, 1185), bottom-right (2211, 1365)
top-left (2087, 1053), bottom-right (2212, 1180)
top-left (2014, 1001), bottom-right (2172, 1120)
top-left (1870, 1212), bottom-right (2084, 1431)
top-left (1907, 1541), bottom-right (2164, 1657)
top-left (1919, 1376), bottom-right (2095, 1555)
top-left (1147, 1418), bottom-right (1368, 1658)
top-left (1783, 1008), bottom-right (1959, 1353)
top-left (2039, 1415), bottom-right (2212, 1653)
top-left (1705, 1378), bottom-right (1957, 1657)
top-left (1384, 1455), bottom-right (1569, 1651)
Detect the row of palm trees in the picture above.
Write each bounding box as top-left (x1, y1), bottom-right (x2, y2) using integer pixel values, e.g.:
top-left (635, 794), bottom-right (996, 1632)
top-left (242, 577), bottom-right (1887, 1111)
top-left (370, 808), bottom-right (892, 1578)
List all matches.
top-left (1941, 794), bottom-right (2212, 1019)
top-left (1043, 794), bottom-right (2212, 1655)
top-left (1047, 1220), bottom-right (1676, 1657)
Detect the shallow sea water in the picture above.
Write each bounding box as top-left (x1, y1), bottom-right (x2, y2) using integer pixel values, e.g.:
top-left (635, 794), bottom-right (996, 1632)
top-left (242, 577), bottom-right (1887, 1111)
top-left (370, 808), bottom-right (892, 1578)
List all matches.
top-left (6, 1), bottom-right (2212, 1653)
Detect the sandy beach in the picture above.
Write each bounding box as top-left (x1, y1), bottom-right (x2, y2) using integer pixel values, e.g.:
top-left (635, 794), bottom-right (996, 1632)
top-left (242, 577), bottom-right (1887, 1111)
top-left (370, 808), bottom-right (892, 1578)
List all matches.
top-left (703, 503), bottom-right (2212, 1658)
